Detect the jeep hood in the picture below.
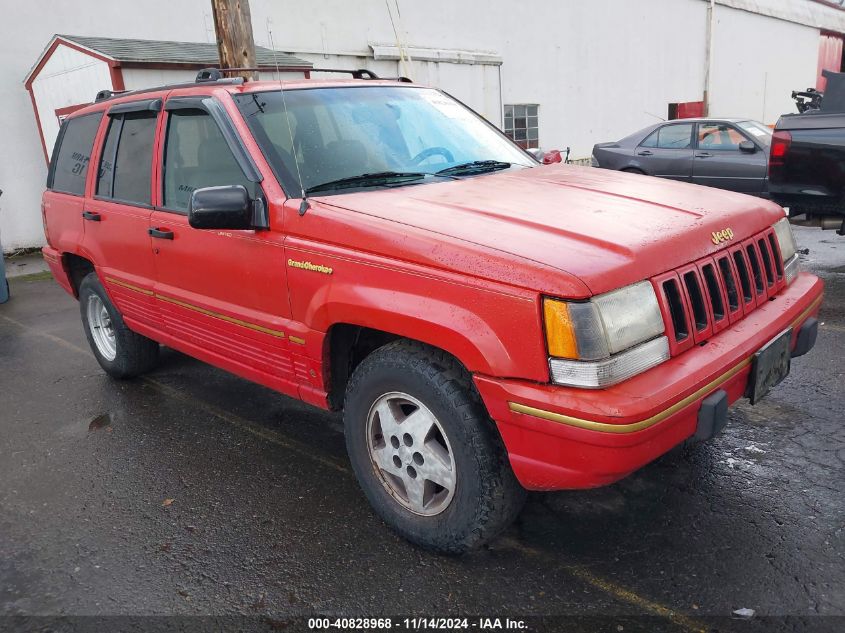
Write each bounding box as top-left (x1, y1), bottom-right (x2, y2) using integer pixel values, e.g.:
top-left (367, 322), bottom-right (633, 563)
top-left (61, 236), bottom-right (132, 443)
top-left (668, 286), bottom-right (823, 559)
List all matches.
top-left (318, 165), bottom-right (785, 296)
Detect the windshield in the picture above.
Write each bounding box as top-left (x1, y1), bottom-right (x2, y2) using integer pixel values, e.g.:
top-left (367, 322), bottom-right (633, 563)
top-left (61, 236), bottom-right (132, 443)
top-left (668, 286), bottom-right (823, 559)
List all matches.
top-left (233, 86), bottom-right (535, 195)
top-left (736, 120), bottom-right (772, 146)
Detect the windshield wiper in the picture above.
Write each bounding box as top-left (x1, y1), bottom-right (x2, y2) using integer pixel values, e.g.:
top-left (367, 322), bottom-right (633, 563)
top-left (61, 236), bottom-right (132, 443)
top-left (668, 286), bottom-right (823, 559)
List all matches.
top-left (435, 160), bottom-right (512, 176)
top-left (305, 171), bottom-right (430, 195)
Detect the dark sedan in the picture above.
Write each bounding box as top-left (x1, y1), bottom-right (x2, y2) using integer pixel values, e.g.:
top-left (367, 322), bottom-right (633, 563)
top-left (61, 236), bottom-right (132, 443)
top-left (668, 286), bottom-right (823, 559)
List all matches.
top-left (592, 118), bottom-right (772, 195)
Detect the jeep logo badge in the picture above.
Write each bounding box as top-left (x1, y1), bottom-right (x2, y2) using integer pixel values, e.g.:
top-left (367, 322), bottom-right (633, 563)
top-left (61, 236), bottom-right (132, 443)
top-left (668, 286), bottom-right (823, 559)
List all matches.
top-left (711, 228), bottom-right (734, 245)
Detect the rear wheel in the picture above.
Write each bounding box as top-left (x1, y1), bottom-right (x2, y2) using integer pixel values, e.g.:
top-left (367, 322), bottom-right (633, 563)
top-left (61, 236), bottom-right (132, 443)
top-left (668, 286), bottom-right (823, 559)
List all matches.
top-left (344, 340), bottom-right (525, 553)
top-left (79, 273), bottom-right (159, 378)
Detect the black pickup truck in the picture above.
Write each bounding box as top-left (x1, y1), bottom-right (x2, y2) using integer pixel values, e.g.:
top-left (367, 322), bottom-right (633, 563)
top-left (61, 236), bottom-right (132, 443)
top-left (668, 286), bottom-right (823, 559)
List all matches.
top-left (769, 70), bottom-right (845, 235)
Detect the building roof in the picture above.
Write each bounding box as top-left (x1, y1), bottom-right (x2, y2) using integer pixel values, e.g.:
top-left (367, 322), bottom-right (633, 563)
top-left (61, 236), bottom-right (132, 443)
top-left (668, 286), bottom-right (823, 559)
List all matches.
top-left (59, 34), bottom-right (312, 67)
top-left (25, 34), bottom-right (311, 84)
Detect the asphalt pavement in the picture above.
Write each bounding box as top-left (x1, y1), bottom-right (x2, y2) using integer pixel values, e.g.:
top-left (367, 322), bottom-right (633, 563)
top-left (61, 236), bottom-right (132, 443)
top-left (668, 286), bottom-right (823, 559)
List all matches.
top-left (1, 226), bottom-right (843, 633)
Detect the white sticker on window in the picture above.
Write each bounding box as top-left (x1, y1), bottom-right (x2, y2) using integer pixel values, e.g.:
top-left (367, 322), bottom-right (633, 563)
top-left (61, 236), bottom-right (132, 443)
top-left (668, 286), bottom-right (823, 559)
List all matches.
top-left (420, 91), bottom-right (475, 121)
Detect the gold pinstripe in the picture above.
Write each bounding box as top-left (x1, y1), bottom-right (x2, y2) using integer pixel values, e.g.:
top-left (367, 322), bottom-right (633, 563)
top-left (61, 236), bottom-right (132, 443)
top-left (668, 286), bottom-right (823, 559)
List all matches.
top-left (105, 276), bottom-right (286, 339)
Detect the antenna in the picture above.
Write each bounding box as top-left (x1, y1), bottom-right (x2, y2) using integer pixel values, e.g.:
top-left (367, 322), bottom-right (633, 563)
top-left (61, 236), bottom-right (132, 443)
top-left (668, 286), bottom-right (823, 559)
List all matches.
top-left (268, 21), bottom-right (310, 216)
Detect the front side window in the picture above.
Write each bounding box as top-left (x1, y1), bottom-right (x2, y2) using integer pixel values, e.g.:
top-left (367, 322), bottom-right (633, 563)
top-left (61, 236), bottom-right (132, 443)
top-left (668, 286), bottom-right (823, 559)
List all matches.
top-left (48, 112), bottom-right (103, 195)
top-left (697, 123), bottom-right (746, 150)
top-left (162, 109), bottom-right (252, 211)
top-left (503, 104), bottom-right (539, 149)
top-left (641, 123), bottom-right (694, 150)
top-left (96, 111), bottom-right (157, 205)
top-left (234, 87), bottom-right (534, 195)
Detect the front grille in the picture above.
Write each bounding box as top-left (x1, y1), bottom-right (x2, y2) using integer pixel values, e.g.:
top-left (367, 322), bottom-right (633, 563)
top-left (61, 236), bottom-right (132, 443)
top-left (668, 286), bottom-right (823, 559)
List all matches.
top-left (653, 227), bottom-right (785, 355)
top-left (663, 277), bottom-right (689, 343)
top-left (733, 249), bottom-right (753, 305)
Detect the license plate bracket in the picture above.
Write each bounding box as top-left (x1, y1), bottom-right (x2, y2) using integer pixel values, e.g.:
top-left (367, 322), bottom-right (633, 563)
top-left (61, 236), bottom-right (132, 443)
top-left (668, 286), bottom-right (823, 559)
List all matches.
top-left (748, 329), bottom-right (792, 405)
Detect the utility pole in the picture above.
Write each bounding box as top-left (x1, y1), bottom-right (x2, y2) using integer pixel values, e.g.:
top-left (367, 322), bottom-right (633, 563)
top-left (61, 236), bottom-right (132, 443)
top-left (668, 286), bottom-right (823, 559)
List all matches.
top-left (703, 0), bottom-right (715, 116)
top-left (210, 0), bottom-right (258, 80)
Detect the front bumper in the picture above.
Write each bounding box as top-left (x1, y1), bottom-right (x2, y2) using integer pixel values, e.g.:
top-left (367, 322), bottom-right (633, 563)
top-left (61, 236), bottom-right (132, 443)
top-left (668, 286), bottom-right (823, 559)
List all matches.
top-left (474, 272), bottom-right (824, 491)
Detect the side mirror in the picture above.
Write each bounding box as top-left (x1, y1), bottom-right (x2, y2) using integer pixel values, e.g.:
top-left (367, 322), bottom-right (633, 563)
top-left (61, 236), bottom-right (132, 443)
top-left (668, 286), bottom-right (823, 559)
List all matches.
top-left (542, 149), bottom-right (563, 164)
top-left (189, 185), bottom-right (252, 230)
top-left (739, 140), bottom-right (757, 154)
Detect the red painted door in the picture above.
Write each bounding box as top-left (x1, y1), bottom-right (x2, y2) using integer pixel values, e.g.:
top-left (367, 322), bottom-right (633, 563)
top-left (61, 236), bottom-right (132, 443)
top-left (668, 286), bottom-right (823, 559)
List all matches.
top-left (817, 32), bottom-right (844, 91)
top-left (44, 111), bottom-right (104, 259)
top-left (149, 104), bottom-right (298, 395)
top-left (82, 99), bottom-right (162, 330)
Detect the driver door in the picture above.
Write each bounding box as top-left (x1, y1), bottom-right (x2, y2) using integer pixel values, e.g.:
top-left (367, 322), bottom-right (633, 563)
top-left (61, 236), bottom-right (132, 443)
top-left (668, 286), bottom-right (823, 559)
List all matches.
top-left (691, 122), bottom-right (767, 194)
top-left (150, 97), bottom-right (299, 395)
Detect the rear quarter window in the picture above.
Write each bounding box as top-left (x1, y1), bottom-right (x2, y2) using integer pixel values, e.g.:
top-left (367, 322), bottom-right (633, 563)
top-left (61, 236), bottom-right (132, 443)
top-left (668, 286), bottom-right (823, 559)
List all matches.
top-left (48, 112), bottom-right (104, 196)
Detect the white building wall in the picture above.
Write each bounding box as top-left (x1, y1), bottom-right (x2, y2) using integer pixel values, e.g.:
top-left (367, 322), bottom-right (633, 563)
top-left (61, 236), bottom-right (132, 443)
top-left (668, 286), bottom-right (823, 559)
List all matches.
top-left (3, 0), bottom-right (843, 251)
top-left (709, 5), bottom-right (821, 122)
top-left (494, 0), bottom-right (709, 160)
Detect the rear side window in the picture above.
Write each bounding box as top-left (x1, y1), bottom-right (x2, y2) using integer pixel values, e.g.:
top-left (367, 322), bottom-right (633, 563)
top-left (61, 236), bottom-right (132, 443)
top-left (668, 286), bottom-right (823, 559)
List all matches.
top-left (48, 113), bottom-right (103, 195)
top-left (640, 123), bottom-right (693, 150)
top-left (162, 109), bottom-right (251, 211)
top-left (96, 111), bottom-right (157, 205)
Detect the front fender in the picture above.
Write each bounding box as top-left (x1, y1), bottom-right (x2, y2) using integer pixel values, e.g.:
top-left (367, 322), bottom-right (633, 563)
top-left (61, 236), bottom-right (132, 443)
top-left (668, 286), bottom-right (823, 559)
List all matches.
top-left (287, 248), bottom-right (549, 382)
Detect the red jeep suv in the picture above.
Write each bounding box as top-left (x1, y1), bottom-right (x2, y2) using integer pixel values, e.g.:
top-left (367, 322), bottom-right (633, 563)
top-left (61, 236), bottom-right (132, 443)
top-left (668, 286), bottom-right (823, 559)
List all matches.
top-left (42, 70), bottom-right (823, 553)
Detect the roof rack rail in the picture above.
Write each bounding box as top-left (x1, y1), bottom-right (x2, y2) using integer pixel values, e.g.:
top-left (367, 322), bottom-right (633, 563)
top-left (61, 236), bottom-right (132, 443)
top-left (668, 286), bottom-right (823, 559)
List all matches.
top-left (94, 76), bottom-right (244, 104)
top-left (194, 66), bottom-right (399, 84)
top-left (196, 68), bottom-right (223, 82)
top-left (95, 89), bottom-right (128, 102)
top-left (196, 67), bottom-right (275, 82)
top-left (308, 68), bottom-right (381, 79)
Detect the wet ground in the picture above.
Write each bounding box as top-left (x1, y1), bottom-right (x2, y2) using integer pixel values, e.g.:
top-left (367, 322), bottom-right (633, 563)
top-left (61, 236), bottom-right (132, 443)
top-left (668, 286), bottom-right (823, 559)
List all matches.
top-left (1, 226), bottom-right (843, 633)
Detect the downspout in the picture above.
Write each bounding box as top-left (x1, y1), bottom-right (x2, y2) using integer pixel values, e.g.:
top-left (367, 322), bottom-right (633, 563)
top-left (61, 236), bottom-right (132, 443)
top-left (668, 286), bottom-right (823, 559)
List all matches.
top-left (498, 63), bottom-right (504, 128)
top-left (703, 0), bottom-right (715, 116)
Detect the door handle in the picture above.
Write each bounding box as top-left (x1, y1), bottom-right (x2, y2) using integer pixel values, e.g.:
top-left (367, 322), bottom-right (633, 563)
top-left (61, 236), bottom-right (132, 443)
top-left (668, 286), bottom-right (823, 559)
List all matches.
top-left (82, 211), bottom-right (101, 222)
top-left (637, 150), bottom-right (653, 156)
top-left (696, 152), bottom-right (712, 158)
top-left (148, 227), bottom-right (174, 240)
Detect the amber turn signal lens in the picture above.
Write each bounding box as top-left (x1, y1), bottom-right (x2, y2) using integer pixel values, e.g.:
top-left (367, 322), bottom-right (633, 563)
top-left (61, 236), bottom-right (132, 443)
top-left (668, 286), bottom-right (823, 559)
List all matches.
top-left (543, 299), bottom-right (579, 359)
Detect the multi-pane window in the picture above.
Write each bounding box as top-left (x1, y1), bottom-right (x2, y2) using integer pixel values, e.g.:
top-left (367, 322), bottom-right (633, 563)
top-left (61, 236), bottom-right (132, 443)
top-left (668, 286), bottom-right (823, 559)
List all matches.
top-left (504, 104), bottom-right (539, 149)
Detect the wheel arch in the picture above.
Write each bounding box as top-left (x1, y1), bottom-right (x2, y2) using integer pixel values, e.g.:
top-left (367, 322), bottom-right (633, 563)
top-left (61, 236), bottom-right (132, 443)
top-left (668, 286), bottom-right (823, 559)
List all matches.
top-left (322, 317), bottom-right (492, 411)
top-left (62, 252), bottom-right (96, 297)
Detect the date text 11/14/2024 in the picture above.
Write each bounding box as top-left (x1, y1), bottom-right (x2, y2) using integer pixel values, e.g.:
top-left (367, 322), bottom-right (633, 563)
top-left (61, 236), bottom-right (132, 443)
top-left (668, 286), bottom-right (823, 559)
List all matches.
top-left (307, 617), bottom-right (528, 630)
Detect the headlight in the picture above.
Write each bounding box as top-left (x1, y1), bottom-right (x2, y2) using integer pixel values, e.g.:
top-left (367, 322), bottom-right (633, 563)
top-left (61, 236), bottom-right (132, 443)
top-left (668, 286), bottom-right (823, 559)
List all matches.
top-left (543, 281), bottom-right (669, 388)
top-left (549, 337), bottom-right (670, 388)
top-left (784, 254), bottom-right (800, 285)
top-left (773, 217), bottom-right (799, 285)
top-left (773, 217), bottom-right (797, 263)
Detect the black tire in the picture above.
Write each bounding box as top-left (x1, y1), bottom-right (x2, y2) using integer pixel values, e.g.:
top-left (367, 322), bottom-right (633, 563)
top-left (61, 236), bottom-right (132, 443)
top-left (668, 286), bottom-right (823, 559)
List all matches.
top-left (78, 272), bottom-right (159, 379)
top-left (343, 340), bottom-right (526, 554)
top-left (621, 167), bottom-right (646, 175)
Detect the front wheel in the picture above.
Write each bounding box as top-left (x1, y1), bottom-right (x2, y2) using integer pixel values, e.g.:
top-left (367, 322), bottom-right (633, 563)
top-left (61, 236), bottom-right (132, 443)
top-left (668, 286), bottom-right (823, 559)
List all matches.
top-left (344, 340), bottom-right (525, 553)
top-left (79, 273), bottom-right (159, 378)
